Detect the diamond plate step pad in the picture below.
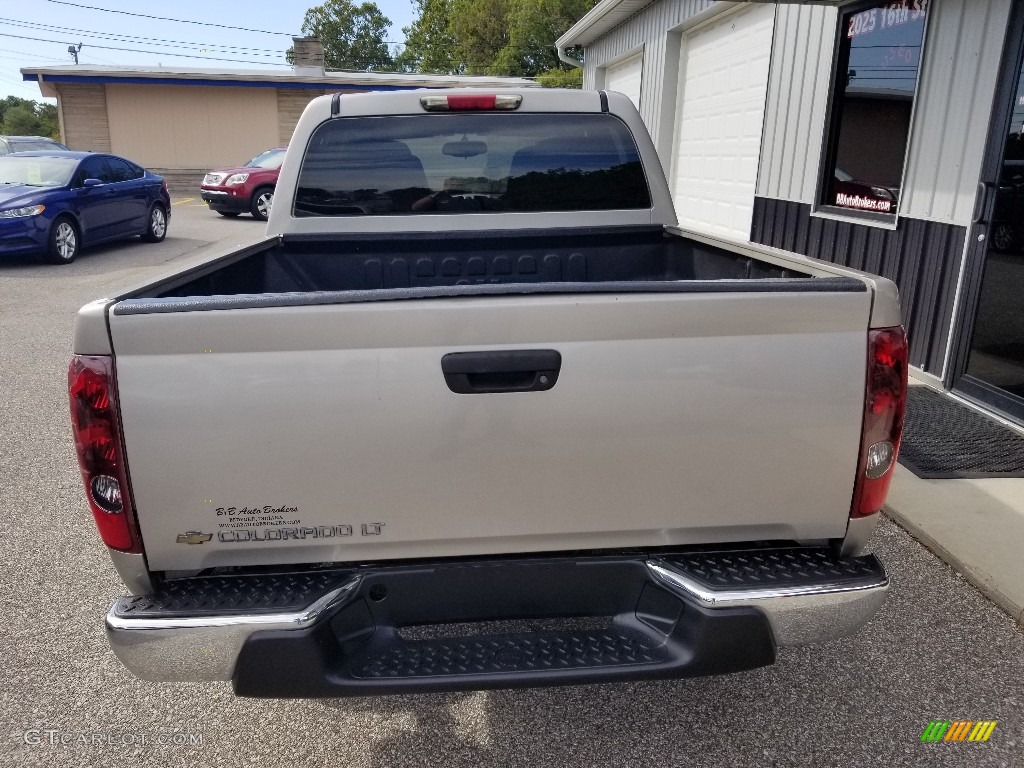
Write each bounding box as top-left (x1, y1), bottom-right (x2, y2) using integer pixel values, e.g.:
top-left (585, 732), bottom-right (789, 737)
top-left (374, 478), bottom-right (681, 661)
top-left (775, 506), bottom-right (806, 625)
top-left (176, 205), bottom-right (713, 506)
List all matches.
top-left (114, 570), bottom-right (355, 617)
top-left (349, 629), bottom-right (670, 679)
top-left (662, 549), bottom-right (884, 591)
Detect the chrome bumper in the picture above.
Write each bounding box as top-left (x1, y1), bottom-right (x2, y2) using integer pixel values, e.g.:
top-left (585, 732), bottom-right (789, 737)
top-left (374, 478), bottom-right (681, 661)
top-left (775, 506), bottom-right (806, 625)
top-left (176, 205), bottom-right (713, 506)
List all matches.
top-left (105, 550), bottom-right (888, 686)
top-left (105, 577), bottom-right (361, 681)
top-left (646, 559), bottom-right (889, 647)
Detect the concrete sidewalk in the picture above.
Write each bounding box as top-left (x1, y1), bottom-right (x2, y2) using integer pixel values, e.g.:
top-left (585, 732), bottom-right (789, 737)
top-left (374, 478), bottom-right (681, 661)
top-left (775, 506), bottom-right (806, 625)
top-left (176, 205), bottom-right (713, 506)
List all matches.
top-left (885, 384), bottom-right (1024, 627)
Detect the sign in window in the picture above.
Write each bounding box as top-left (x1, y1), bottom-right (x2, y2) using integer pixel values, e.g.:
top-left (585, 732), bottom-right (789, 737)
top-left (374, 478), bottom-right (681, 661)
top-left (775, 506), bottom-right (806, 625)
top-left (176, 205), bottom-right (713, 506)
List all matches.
top-left (821, 1), bottom-right (929, 216)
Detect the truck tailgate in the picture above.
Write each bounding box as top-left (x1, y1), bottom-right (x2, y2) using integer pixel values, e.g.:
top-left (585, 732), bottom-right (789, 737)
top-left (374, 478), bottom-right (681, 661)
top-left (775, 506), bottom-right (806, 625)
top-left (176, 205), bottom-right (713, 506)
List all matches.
top-left (109, 288), bottom-right (872, 571)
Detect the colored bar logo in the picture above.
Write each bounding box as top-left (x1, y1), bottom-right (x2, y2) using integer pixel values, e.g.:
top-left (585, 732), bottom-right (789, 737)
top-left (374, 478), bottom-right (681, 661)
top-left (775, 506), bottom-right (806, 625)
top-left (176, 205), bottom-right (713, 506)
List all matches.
top-left (920, 721), bottom-right (997, 742)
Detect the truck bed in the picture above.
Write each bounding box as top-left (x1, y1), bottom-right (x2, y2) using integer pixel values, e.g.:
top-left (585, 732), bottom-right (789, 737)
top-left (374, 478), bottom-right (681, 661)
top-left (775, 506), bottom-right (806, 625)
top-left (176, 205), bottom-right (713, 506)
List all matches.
top-left (119, 226), bottom-right (823, 308)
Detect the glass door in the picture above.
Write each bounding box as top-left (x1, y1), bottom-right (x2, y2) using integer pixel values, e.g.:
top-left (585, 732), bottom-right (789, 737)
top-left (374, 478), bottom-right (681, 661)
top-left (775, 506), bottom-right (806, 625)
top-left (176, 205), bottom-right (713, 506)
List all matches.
top-left (952, 12), bottom-right (1024, 421)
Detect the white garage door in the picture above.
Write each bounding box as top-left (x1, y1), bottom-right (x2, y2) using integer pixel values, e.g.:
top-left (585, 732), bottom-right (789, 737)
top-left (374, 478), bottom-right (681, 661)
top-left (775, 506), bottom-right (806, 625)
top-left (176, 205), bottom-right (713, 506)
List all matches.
top-left (604, 53), bottom-right (643, 112)
top-left (671, 4), bottom-right (775, 240)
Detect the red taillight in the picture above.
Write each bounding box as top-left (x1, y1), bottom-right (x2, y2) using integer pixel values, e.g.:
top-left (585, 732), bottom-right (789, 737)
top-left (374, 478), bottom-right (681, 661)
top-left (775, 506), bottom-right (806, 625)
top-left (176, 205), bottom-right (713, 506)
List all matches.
top-left (850, 327), bottom-right (908, 518)
top-left (447, 94), bottom-right (496, 110)
top-left (68, 355), bottom-right (140, 552)
top-left (420, 94), bottom-right (522, 112)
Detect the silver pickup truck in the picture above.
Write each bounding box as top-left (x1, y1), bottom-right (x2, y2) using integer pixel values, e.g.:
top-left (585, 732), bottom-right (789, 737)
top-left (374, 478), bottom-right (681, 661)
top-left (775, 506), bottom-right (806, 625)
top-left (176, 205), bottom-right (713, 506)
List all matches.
top-left (70, 88), bottom-right (907, 697)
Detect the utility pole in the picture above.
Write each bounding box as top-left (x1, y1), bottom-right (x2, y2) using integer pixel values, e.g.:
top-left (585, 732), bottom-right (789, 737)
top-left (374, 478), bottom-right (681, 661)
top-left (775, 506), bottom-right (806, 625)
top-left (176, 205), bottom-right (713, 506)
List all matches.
top-left (68, 42), bottom-right (82, 64)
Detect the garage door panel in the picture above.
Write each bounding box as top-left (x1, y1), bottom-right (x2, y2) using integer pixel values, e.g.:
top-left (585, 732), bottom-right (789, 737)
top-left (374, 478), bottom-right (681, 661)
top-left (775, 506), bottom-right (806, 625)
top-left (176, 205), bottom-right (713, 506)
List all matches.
top-left (604, 53), bottom-right (643, 112)
top-left (672, 4), bottom-right (774, 241)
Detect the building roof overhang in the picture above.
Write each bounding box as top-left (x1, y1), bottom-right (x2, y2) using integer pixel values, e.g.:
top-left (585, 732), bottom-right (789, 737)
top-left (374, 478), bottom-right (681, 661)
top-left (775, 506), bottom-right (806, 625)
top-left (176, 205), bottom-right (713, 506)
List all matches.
top-left (555, 0), bottom-right (658, 50)
top-left (20, 65), bottom-right (539, 98)
top-left (556, 0), bottom-right (842, 50)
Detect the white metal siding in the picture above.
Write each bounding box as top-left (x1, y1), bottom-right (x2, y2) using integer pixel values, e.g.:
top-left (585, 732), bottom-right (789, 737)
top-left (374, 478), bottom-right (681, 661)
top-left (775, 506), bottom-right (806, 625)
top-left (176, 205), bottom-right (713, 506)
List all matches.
top-left (583, 0), bottom-right (715, 150)
top-left (580, 0), bottom-right (1013, 228)
top-left (757, 0), bottom-right (1013, 226)
top-left (671, 4), bottom-right (775, 240)
top-left (755, 3), bottom-right (837, 204)
top-left (603, 53), bottom-right (644, 111)
top-left (900, 0), bottom-right (1013, 224)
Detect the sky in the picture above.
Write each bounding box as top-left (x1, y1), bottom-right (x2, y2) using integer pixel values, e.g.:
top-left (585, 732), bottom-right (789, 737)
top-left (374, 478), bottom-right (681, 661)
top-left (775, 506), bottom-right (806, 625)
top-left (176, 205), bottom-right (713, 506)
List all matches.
top-left (0, 0), bottom-right (418, 103)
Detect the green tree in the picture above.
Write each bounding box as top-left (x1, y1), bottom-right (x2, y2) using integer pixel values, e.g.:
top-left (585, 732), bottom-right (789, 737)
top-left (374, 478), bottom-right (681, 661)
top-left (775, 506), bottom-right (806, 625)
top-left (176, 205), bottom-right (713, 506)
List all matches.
top-left (290, 0), bottom-right (393, 71)
top-left (535, 66), bottom-right (583, 88)
top-left (0, 96), bottom-right (20, 125)
top-left (36, 103), bottom-right (60, 139)
top-left (395, 0), bottom-right (462, 74)
top-left (492, 0), bottom-right (592, 77)
top-left (451, 0), bottom-right (513, 75)
top-left (1, 105), bottom-right (38, 135)
top-left (397, 0), bottom-right (594, 81)
top-left (0, 98), bottom-right (60, 138)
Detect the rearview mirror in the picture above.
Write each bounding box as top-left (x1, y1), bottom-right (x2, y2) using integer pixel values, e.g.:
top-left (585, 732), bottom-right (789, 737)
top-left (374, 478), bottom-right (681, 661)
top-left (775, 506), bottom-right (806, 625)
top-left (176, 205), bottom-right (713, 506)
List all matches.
top-left (83, 178), bottom-right (103, 187)
top-left (442, 139), bottom-right (487, 158)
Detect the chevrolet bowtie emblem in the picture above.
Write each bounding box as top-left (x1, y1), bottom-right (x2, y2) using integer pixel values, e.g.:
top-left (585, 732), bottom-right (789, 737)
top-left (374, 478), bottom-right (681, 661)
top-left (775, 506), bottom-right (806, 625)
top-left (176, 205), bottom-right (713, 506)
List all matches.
top-left (176, 531), bottom-right (213, 545)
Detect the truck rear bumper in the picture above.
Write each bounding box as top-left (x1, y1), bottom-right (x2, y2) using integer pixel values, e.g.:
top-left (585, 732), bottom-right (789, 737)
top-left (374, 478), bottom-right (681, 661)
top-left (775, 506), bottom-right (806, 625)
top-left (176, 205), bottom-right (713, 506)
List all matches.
top-left (105, 548), bottom-right (888, 697)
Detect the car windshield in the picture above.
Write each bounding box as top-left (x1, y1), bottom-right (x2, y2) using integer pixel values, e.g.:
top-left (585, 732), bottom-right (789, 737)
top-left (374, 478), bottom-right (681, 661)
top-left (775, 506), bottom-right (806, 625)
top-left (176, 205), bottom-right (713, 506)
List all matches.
top-left (0, 156), bottom-right (77, 186)
top-left (246, 149), bottom-right (286, 169)
top-left (10, 140), bottom-right (66, 152)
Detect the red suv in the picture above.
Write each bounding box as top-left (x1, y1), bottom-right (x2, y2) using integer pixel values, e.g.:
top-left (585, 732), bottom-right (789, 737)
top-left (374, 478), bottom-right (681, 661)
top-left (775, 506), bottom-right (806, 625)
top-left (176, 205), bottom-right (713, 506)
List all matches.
top-left (200, 148), bottom-right (286, 221)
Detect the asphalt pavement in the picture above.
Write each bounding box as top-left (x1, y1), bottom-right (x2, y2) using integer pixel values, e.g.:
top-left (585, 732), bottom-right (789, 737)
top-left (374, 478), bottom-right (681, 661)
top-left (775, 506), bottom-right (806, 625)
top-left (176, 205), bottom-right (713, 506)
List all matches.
top-left (1, 201), bottom-right (1022, 767)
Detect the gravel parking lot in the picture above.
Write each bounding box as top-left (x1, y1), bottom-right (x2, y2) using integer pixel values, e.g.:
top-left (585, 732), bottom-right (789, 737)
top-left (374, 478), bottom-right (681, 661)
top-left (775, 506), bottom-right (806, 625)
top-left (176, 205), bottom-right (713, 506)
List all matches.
top-left (1, 200), bottom-right (1022, 767)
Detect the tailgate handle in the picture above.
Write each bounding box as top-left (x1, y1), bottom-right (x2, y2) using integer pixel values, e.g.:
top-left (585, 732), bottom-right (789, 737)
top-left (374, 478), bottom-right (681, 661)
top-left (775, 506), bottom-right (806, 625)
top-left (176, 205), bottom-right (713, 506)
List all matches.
top-left (441, 350), bottom-right (561, 394)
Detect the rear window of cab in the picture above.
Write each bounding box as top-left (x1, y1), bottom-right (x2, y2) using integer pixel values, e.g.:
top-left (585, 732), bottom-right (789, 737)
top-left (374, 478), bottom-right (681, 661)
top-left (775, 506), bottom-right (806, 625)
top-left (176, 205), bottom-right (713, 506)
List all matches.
top-left (294, 113), bottom-right (652, 217)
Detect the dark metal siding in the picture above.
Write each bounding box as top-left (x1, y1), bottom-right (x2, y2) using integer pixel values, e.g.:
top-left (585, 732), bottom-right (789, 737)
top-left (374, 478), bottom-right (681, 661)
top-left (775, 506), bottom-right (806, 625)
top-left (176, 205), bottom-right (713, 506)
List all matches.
top-left (751, 196), bottom-right (966, 375)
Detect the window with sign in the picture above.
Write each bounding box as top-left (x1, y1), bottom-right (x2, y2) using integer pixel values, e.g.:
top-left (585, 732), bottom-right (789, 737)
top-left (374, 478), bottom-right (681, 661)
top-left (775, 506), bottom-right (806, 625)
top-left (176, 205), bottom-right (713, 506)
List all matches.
top-left (819, 1), bottom-right (929, 217)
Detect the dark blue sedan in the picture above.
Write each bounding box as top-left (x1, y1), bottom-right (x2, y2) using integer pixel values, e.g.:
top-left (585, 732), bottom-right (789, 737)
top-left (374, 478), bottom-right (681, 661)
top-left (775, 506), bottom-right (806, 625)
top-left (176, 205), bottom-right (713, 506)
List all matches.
top-left (0, 151), bottom-right (170, 264)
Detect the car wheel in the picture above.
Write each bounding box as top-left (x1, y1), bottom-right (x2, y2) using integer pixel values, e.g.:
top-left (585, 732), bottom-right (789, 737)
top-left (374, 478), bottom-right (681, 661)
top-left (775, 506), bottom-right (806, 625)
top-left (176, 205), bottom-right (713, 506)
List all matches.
top-left (142, 204), bottom-right (168, 242)
top-left (992, 223), bottom-right (1015, 252)
top-left (250, 187), bottom-right (274, 221)
top-left (46, 216), bottom-right (79, 264)
top-left (217, 211), bottom-right (241, 218)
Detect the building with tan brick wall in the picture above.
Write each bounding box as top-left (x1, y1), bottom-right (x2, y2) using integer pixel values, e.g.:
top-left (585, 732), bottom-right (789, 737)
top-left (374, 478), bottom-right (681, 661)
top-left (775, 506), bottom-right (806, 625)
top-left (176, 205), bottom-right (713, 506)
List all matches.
top-left (21, 45), bottom-right (538, 190)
